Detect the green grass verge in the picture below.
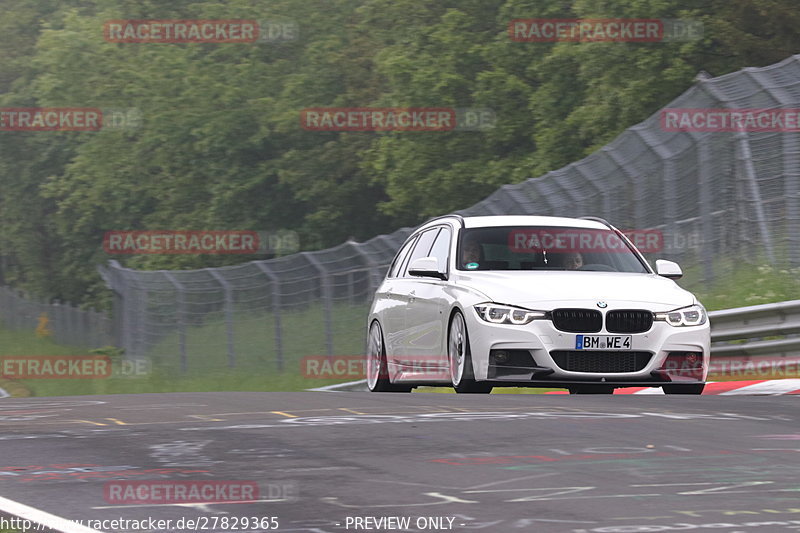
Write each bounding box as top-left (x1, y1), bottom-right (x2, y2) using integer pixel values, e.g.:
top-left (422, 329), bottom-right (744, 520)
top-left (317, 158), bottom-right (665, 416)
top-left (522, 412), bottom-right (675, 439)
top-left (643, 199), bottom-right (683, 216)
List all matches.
top-left (0, 313), bottom-right (368, 396)
top-left (0, 327), bottom-right (89, 356)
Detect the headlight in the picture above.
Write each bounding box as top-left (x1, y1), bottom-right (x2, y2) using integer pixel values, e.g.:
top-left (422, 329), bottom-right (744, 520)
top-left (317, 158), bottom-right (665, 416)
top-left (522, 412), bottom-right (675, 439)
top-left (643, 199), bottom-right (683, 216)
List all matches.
top-left (474, 304), bottom-right (546, 325)
top-left (654, 304), bottom-right (707, 327)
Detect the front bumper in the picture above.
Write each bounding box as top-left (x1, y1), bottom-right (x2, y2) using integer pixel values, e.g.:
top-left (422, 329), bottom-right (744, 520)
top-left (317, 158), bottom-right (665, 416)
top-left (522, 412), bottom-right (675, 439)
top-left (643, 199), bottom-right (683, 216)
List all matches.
top-left (464, 306), bottom-right (710, 385)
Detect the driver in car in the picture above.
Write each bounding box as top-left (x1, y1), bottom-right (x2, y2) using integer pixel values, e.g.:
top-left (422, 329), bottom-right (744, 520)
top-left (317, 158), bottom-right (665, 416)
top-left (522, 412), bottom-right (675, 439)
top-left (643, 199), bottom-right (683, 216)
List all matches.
top-left (462, 240), bottom-right (482, 266)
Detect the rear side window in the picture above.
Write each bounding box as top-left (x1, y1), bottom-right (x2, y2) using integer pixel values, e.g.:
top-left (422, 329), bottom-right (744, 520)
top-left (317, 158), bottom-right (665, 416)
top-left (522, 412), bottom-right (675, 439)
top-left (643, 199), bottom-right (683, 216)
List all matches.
top-left (388, 235), bottom-right (418, 278)
top-left (402, 229), bottom-right (439, 277)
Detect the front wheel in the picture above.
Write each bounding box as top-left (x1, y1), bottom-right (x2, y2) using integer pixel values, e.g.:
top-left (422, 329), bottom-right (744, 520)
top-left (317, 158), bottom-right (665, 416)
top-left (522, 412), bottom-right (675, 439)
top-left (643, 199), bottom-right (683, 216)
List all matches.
top-left (663, 383), bottom-right (705, 395)
top-left (366, 321), bottom-right (411, 393)
top-left (448, 311), bottom-right (492, 394)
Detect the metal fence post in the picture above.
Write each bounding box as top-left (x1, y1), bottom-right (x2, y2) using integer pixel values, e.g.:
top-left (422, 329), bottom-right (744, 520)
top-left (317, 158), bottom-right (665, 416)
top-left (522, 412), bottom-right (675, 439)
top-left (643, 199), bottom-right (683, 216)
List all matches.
top-left (255, 263), bottom-right (283, 371)
top-left (100, 262), bottom-right (120, 350)
top-left (303, 253), bottom-right (333, 356)
top-left (60, 301), bottom-right (69, 345)
top-left (123, 270), bottom-right (142, 357)
top-left (114, 280), bottom-right (128, 354)
top-left (572, 163), bottom-right (609, 222)
top-left (347, 241), bottom-right (382, 303)
top-left (736, 130), bottom-right (775, 262)
top-left (66, 302), bottom-right (74, 345)
top-left (600, 149), bottom-right (643, 227)
top-left (630, 128), bottom-right (676, 258)
top-left (15, 290), bottom-right (24, 331)
top-left (59, 301), bottom-right (67, 344)
top-left (80, 308), bottom-right (87, 347)
top-left (88, 307), bottom-right (97, 348)
top-left (347, 242), bottom-right (386, 351)
top-left (66, 301), bottom-right (76, 346)
top-left (207, 269), bottom-right (236, 368)
top-left (347, 271), bottom-right (354, 304)
top-left (662, 158), bottom-right (678, 260)
top-left (52, 299), bottom-right (62, 343)
top-left (790, 192), bottom-right (800, 266)
top-left (102, 262), bottom-right (137, 356)
top-left (163, 273), bottom-right (187, 373)
top-left (784, 132), bottom-right (800, 266)
top-left (77, 307), bottom-right (85, 347)
top-left (698, 136), bottom-right (715, 283)
top-left (5, 288), bottom-right (14, 329)
top-left (19, 290), bottom-right (26, 330)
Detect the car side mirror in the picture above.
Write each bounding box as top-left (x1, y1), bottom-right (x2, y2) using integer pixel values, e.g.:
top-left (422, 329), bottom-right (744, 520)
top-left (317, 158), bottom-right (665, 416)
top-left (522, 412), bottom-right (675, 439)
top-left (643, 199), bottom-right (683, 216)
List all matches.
top-left (655, 259), bottom-right (683, 280)
top-left (408, 257), bottom-right (447, 280)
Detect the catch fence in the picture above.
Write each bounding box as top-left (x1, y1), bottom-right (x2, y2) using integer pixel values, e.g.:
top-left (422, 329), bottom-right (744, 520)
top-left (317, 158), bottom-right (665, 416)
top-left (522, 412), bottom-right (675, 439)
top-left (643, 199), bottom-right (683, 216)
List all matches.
top-left (19, 56), bottom-right (800, 370)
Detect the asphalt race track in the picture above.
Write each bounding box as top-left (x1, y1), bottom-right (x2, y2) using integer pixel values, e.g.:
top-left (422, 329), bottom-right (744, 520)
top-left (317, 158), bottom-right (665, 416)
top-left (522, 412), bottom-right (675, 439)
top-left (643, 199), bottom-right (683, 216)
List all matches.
top-left (1, 392), bottom-right (800, 533)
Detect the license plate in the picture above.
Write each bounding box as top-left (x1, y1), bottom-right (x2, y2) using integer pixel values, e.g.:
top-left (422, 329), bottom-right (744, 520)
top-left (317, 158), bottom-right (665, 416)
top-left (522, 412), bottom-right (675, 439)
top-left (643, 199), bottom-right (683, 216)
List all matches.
top-left (575, 335), bottom-right (632, 350)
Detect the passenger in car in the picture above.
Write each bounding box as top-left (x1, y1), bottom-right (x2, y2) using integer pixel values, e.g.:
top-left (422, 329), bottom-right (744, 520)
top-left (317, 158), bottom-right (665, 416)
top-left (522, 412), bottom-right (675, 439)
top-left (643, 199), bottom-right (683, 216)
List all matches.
top-left (562, 251), bottom-right (584, 270)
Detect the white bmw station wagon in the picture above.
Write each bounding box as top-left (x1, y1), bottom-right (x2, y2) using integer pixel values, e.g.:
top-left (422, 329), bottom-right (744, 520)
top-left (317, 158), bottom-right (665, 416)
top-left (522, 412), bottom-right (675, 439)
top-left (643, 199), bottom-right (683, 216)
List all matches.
top-left (366, 215), bottom-right (710, 394)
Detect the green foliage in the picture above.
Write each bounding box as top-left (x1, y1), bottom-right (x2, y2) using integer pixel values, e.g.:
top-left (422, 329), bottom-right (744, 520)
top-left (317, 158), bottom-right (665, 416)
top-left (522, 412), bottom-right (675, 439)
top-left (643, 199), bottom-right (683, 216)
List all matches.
top-left (0, 0), bottom-right (798, 307)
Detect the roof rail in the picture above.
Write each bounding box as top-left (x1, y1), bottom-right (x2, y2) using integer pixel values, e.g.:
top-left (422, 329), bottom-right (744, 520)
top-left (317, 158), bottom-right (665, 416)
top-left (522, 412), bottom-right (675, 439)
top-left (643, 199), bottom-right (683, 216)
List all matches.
top-left (579, 216), bottom-right (613, 228)
top-left (420, 213), bottom-right (465, 229)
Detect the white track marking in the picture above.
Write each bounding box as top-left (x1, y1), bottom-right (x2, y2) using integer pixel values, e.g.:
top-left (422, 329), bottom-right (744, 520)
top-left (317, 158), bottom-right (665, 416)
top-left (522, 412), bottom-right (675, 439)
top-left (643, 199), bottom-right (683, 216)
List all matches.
top-left (306, 379), bottom-right (367, 392)
top-left (632, 387), bottom-right (665, 394)
top-left (0, 495), bottom-right (104, 533)
top-left (720, 378), bottom-right (800, 395)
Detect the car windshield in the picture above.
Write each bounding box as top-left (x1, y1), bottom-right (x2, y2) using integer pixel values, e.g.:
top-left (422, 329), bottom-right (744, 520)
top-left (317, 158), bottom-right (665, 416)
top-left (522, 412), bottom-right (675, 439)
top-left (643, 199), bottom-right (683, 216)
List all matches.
top-left (457, 226), bottom-right (649, 273)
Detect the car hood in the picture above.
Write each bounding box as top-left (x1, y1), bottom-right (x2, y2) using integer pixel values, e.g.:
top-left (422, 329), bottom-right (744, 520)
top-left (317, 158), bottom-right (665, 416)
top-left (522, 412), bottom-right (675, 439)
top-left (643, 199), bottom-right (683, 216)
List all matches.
top-left (453, 271), bottom-right (696, 310)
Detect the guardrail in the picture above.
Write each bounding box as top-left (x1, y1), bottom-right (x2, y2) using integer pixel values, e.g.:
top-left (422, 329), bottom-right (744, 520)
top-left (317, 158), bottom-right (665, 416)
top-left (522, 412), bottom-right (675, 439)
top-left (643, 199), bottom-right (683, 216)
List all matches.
top-left (709, 299), bottom-right (800, 358)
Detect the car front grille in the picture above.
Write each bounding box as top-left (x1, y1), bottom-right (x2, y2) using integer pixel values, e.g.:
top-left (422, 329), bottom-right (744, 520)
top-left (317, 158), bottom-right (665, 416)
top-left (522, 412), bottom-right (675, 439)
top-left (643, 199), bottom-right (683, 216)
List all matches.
top-left (606, 310), bottom-right (653, 333)
top-left (550, 350), bottom-right (652, 373)
top-left (551, 309), bottom-right (602, 333)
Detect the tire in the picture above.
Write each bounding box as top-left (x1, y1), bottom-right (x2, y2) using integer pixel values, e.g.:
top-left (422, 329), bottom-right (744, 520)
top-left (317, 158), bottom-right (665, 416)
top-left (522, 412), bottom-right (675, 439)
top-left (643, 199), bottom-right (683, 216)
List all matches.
top-left (448, 311), bottom-right (492, 394)
top-left (366, 321), bottom-right (411, 392)
top-left (663, 383), bottom-right (705, 395)
top-left (568, 385), bottom-right (615, 394)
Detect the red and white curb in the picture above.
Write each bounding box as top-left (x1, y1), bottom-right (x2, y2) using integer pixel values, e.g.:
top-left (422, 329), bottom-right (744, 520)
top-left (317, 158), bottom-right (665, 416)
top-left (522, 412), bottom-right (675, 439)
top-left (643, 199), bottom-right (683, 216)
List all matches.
top-left (546, 379), bottom-right (800, 395)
